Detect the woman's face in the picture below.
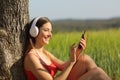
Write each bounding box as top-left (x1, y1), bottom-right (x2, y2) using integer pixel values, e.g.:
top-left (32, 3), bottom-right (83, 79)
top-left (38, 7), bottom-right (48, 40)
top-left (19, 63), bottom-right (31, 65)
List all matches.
top-left (36, 22), bottom-right (52, 46)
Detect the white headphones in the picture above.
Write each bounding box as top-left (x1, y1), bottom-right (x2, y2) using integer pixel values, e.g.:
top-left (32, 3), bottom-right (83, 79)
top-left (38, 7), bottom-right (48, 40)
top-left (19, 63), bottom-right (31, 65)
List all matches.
top-left (29, 17), bottom-right (41, 37)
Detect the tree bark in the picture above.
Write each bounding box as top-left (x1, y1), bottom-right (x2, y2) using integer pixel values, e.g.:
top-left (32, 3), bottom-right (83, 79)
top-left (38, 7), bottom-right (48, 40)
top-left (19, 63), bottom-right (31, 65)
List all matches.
top-left (0, 0), bottom-right (29, 80)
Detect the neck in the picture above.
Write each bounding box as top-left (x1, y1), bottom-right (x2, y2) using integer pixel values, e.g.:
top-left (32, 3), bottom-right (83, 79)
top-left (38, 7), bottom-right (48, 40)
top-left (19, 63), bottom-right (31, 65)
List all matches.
top-left (34, 43), bottom-right (44, 52)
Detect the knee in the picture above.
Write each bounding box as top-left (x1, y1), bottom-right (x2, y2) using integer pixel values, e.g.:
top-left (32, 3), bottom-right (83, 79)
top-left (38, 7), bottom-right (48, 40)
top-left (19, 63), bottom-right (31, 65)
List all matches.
top-left (78, 54), bottom-right (97, 69)
top-left (78, 54), bottom-right (94, 64)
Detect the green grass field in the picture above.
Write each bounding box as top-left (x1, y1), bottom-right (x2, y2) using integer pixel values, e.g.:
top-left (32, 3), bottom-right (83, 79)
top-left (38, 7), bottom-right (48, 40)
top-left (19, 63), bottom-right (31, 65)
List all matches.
top-left (45, 28), bottom-right (120, 80)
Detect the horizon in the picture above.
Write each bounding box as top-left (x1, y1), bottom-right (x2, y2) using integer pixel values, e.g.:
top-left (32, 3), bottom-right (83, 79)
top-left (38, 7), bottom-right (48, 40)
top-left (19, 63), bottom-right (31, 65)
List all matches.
top-left (29, 0), bottom-right (120, 20)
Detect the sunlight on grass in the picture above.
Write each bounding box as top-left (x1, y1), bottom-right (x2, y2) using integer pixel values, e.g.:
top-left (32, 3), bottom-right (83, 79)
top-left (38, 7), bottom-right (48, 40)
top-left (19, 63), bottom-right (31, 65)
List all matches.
top-left (45, 28), bottom-right (120, 80)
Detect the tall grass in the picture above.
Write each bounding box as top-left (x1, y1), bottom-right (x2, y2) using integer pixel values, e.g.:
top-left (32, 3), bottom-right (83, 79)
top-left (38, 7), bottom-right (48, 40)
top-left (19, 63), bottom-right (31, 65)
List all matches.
top-left (45, 28), bottom-right (120, 80)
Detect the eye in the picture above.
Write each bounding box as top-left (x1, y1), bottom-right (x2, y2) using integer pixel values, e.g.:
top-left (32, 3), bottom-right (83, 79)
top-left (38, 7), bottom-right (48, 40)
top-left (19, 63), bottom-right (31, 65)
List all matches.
top-left (41, 28), bottom-right (52, 33)
top-left (41, 28), bottom-right (49, 31)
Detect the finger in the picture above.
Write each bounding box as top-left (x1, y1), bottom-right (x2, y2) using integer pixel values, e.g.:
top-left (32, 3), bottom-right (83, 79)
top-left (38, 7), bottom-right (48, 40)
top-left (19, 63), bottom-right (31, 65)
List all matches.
top-left (79, 43), bottom-right (86, 50)
top-left (78, 39), bottom-right (86, 49)
top-left (80, 38), bottom-right (86, 42)
top-left (79, 39), bottom-right (86, 46)
top-left (71, 43), bottom-right (77, 51)
top-left (78, 40), bottom-right (86, 49)
top-left (71, 43), bottom-right (76, 48)
top-left (70, 43), bottom-right (76, 53)
top-left (80, 40), bottom-right (86, 46)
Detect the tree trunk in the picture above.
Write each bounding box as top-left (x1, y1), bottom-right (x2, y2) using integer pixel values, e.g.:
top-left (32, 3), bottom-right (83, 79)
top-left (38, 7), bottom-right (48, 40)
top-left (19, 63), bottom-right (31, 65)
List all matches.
top-left (0, 0), bottom-right (29, 80)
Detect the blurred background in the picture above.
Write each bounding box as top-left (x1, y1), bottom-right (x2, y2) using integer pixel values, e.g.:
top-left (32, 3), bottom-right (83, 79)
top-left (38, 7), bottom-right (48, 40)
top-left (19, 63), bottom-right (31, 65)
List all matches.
top-left (29, 0), bottom-right (120, 80)
top-left (29, 0), bottom-right (120, 32)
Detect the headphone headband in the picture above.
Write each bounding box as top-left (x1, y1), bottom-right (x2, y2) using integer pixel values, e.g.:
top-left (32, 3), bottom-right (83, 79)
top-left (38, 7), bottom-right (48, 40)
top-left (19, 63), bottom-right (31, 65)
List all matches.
top-left (31, 16), bottom-right (41, 28)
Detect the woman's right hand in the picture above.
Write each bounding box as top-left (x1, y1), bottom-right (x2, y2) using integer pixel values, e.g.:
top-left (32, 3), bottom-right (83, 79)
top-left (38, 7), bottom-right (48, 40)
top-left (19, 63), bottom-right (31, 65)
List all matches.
top-left (70, 43), bottom-right (77, 63)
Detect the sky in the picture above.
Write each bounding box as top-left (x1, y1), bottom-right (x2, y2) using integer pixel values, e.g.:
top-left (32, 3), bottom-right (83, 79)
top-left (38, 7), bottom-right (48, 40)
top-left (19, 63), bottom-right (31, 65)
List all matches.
top-left (29, 0), bottom-right (120, 20)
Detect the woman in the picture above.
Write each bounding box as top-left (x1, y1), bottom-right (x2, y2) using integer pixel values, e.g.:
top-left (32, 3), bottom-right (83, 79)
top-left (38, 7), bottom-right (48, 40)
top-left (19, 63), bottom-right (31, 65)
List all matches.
top-left (24, 16), bottom-right (111, 80)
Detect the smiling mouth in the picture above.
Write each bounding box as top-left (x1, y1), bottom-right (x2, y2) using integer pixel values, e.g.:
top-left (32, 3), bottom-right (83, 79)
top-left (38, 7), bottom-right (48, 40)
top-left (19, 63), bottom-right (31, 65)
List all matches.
top-left (44, 37), bottom-right (50, 41)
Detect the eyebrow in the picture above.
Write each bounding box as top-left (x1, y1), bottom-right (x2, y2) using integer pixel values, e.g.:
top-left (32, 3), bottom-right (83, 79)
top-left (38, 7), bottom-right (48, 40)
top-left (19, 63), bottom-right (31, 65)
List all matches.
top-left (41, 28), bottom-right (52, 31)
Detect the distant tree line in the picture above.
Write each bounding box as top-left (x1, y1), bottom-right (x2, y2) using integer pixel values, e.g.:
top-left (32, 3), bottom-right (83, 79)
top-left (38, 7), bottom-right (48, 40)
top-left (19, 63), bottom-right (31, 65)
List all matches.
top-left (52, 17), bottom-right (120, 32)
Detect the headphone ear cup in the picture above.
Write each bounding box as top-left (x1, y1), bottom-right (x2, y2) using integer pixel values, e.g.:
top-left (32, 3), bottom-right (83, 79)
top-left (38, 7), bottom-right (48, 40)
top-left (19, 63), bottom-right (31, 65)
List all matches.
top-left (29, 26), bottom-right (39, 37)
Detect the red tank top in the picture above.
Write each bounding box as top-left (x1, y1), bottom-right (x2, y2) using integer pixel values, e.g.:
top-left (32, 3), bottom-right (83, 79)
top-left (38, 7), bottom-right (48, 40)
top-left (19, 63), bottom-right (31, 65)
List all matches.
top-left (24, 50), bottom-right (58, 80)
top-left (25, 63), bottom-right (57, 80)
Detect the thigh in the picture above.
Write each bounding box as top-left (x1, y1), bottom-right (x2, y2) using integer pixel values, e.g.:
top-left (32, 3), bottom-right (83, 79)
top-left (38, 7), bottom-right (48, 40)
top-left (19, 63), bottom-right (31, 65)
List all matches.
top-left (67, 54), bottom-right (97, 80)
top-left (78, 67), bottom-right (111, 80)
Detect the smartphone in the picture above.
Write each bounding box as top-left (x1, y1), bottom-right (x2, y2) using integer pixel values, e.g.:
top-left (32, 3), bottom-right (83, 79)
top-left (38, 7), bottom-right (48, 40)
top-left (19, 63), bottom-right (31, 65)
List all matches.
top-left (78, 31), bottom-right (86, 49)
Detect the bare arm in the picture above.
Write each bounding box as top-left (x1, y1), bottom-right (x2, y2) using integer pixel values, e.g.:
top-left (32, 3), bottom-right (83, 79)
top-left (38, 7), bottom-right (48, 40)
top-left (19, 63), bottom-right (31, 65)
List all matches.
top-left (25, 53), bottom-right (53, 80)
top-left (46, 44), bottom-right (77, 80)
top-left (44, 50), bottom-right (70, 71)
top-left (54, 61), bottom-right (75, 80)
top-left (25, 45), bottom-right (77, 80)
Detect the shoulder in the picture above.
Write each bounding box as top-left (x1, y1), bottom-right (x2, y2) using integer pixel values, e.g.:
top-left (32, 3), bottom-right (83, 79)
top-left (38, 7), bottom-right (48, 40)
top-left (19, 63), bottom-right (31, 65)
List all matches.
top-left (25, 49), bottom-right (39, 58)
top-left (24, 49), bottom-right (41, 69)
top-left (24, 49), bottom-right (37, 60)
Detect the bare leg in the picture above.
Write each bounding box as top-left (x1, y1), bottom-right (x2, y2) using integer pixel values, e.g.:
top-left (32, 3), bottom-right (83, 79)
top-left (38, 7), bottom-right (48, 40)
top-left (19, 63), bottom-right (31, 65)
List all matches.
top-left (67, 54), bottom-right (97, 80)
top-left (67, 54), bottom-right (111, 80)
top-left (79, 67), bottom-right (111, 80)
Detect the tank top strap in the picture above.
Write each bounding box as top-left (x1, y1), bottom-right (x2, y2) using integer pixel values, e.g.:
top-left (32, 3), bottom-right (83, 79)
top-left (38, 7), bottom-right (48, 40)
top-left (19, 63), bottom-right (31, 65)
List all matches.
top-left (30, 49), bottom-right (40, 59)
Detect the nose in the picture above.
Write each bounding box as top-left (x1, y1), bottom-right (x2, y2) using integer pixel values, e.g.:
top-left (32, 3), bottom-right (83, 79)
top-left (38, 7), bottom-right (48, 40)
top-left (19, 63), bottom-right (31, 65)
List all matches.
top-left (48, 31), bottom-right (52, 38)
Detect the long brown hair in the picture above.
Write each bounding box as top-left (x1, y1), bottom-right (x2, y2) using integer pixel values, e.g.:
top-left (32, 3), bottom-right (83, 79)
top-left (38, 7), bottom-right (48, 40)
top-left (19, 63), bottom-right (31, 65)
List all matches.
top-left (24, 17), bottom-right (51, 54)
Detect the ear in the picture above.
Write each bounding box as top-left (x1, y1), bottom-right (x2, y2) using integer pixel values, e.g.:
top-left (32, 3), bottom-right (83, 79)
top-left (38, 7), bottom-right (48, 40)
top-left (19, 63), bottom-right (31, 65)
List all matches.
top-left (29, 26), bottom-right (39, 37)
top-left (29, 16), bottom-right (41, 37)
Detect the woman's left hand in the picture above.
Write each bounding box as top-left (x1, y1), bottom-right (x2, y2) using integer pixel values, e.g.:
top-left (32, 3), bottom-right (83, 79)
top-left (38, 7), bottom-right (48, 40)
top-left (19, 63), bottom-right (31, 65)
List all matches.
top-left (78, 38), bottom-right (86, 50)
top-left (76, 38), bottom-right (86, 57)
